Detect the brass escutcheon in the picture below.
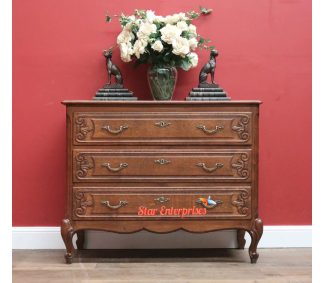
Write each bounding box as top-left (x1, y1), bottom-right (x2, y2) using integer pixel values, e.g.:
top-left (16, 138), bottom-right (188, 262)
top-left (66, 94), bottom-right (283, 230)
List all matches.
top-left (155, 121), bottom-right (171, 128)
top-left (154, 159), bottom-right (171, 165)
top-left (154, 196), bottom-right (170, 203)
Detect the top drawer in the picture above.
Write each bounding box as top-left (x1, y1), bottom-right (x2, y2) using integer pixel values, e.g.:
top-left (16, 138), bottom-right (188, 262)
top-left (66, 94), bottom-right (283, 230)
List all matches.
top-left (73, 112), bottom-right (253, 145)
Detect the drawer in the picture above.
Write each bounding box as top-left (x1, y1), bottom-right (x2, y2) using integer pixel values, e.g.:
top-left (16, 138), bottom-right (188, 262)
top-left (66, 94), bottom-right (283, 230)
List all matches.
top-left (73, 112), bottom-right (252, 145)
top-left (72, 186), bottom-right (252, 220)
top-left (73, 149), bottom-right (252, 182)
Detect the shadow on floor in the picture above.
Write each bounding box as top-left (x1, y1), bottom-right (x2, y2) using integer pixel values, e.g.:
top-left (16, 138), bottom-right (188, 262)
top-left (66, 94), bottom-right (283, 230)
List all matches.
top-left (74, 248), bottom-right (247, 263)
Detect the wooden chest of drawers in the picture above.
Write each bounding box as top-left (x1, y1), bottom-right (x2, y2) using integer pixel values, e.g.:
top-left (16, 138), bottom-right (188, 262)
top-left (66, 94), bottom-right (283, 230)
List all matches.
top-left (61, 100), bottom-right (263, 264)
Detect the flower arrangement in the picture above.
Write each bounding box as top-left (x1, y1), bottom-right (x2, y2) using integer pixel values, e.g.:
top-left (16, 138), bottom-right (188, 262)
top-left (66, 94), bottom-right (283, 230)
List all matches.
top-left (106, 7), bottom-right (214, 70)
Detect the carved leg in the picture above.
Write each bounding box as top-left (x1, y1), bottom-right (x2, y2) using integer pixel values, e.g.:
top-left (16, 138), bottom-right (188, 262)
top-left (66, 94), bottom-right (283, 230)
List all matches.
top-left (237, 229), bottom-right (246, 249)
top-left (247, 218), bottom-right (263, 263)
top-left (61, 219), bottom-right (75, 264)
top-left (76, 230), bottom-right (85, 250)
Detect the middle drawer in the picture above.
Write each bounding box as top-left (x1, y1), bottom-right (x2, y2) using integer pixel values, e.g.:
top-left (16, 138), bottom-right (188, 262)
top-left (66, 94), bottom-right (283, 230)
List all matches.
top-left (73, 149), bottom-right (252, 182)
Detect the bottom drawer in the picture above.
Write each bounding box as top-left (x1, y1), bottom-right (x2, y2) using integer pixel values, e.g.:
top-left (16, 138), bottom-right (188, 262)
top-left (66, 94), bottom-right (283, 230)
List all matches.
top-left (73, 186), bottom-right (252, 220)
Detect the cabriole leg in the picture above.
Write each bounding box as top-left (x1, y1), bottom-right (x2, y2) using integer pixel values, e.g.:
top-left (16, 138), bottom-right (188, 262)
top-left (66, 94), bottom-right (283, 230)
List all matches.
top-left (247, 218), bottom-right (263, 263)
top-left (76, 230), bottom-right (85, 250)
top-left (61, 219), bottom-right (75, 264)
top-left (237, 229), bottom-right (246, 249)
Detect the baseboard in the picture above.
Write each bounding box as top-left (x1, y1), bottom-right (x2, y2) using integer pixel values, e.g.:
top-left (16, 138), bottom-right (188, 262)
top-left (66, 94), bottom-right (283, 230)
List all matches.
top-left (12, 226), bottom-right (312, 249)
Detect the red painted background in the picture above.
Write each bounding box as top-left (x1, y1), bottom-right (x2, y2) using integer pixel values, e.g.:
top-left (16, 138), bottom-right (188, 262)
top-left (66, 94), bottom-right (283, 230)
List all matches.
top-left (13, 0), bottom-right (311, 226)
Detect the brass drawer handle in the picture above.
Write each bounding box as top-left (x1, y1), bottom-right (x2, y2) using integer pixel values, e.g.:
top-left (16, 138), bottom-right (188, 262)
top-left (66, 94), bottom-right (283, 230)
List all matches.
top-left (102, 125), bottom-right (128, 134)
top-left (102, 162), bottom-right (128, 172)
top-left (196, 162), bottom-right (224, 173)
top-left (155, 121), bottom-right (171, 128)
top-left (154, 159), bottom-right (171, 165)
top-left (197, 125), bottom-right (224, 134)
top-left (101, 200), bottom-right (128, 209)
top-left (154, 196), bottom-right (170, 203)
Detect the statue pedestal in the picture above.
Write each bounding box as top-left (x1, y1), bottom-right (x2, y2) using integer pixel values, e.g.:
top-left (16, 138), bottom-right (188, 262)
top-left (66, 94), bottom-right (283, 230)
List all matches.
top-left (186, 85), bottom-right (230, 101)
top-left (93, 85), bottom-right (137, 101)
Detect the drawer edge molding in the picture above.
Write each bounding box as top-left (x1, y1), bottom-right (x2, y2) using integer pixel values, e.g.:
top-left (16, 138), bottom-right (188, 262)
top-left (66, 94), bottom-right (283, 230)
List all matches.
top-left (72, 187), bottom-right (251, 220)
top-left (73, 112), bottom-right (252, 144)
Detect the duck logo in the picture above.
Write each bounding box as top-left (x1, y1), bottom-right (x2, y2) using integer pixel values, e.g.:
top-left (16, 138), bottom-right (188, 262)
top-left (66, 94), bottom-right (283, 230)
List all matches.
top-left (196, 196), bottom-right (223, 209)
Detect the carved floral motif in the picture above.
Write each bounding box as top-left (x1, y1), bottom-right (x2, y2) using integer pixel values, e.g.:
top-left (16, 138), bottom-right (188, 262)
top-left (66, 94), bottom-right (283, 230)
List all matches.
top-left (231, 153), bottom-right (249, 178)
top-left (232, 190), bottom-right (249, 215)
top-left (76, 154), bottom-right (94, 178)
top-left (232, 115), bottom-right (250, 141)
top-left (75, 116), bottom-right (93, 141)
top-left (75, 192), bottom-right (93, 216)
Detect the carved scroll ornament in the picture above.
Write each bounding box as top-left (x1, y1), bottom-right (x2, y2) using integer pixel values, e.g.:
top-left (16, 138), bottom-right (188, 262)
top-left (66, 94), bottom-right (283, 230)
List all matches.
top-left (75, 192), bottom-right (93, 216)
top-left (231, 153), bottom-right (249, 178)
top-left (75, 116), bottom-right (93, 141)
top-left (232, 190), bottom-right (249, 215)
top-left (76, 154), bottom-right (94, 178)
top-left (232, 115), bottom-right (250, 141)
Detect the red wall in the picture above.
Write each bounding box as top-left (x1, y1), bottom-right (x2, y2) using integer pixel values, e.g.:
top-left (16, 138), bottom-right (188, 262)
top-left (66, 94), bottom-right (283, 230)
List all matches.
top-left (13, 0), bottom-right (311, 226)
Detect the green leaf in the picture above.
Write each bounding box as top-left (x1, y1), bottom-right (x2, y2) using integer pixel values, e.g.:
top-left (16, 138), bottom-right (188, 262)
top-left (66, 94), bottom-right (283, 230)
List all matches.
top-left (198, 37), bottom-right (205, 45)
top-left (181, 31), bottom-right (191, 39)
top-left (106, 15), bottom-right (111, 23)
top-left (200, 6), bottom-right (213, 15)
top-left (131, 24), bottom-right (139, 33)
top-left (135, 9), bottom-right (146, 19)
top-left (187, 10), bottom-right (200, 20)
top-left (180, 60), bottom-right (191, 71)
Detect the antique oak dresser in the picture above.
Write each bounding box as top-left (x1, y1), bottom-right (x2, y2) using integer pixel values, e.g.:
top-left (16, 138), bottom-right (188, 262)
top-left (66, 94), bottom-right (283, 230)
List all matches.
top-left (61, 100), bottom-right (263, 264)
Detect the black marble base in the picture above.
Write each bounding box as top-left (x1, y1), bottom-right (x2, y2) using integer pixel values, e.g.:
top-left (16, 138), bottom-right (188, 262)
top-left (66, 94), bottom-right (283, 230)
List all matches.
top-left (186, 85), bottom-right (230, 101)
top-left (93, 86), bottom-right (137, 101)
top-left (186, 97), bottom-right (231, 101)
top-left (198, 83), bottom-right (219, 88)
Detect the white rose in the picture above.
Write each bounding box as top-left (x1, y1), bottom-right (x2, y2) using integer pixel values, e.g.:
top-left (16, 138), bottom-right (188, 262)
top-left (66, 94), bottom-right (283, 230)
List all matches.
top-left (171, 36), bottom-right (190, 58)
top-left (119, 42), bottom-right (133, 62)
top-left (171, 14), bottom-right (180, 23)
top-left (188, 52), bottom-right (198, 68)
top-left (135, 19), bottom-right (142, 25)
top-left (133, 39), bottom-right (148, 58)
top-left (151, 40), bottom-right (163, 52)
top-left (124, 22), bottom-right (132, 31)
top-left (146, 10), bottom-right (156, 23)
top-left (177, 12), bottom-right (188, 21)
top-left (117, 30), bottom-right (134, 44)
top-left (160, 24), bottom-right (182, 44)
top-left (164, 15), bottom-right (175, 24)
top-left (154, 15), bottom-right (165, 22)
top-left (188, 24), bottom-right (197, 36)
top-left (176, 21), bottom-right (189, 31)
top-left (188, 37), bottom-right (198, 51)
top-left (166, 13), bottom-right (188, 24)
top-left (137, 22), bottom-right (157, 40)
